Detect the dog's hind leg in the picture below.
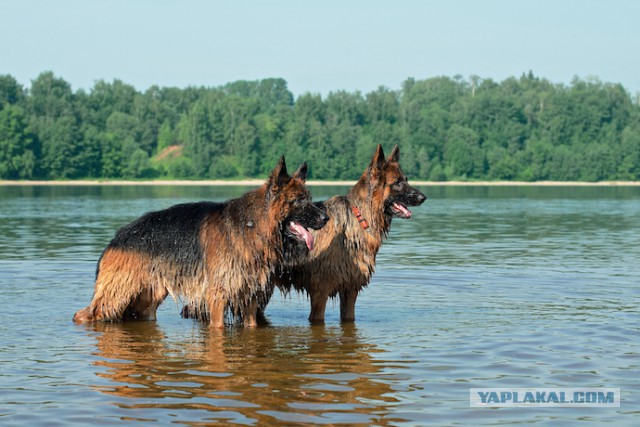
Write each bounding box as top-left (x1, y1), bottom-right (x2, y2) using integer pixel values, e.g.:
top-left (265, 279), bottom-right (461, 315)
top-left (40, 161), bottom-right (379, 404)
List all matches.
top-left (73, 249), bottom-right (151, 323)
top-left (123, 286), bottom-right (169, 321)
top-left (339, 288), bottom-right (358, 322)
top-left (72, 306), bottom-right (94, 323)
top-left (148, 286), bottom-right (169, 320)
top-left (73, 290), bottom-right (133, 323)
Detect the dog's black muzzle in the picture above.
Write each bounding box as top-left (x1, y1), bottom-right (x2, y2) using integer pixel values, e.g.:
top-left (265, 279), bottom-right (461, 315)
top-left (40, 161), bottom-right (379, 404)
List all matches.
top-left (303, 203), bottom-right (330, 230)
top-left (386, 184), bottom-right (427, 219)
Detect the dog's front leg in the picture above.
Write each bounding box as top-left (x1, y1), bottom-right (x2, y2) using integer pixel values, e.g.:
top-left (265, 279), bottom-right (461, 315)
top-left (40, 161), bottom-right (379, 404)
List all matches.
top-left (207, 292), bottom-right (226, 328)
top-left (243, 297), bottom-right (259, 327)
top-left (309, 294), bottom-right (328, 324)
top-left (339, 288), bottom-right (358, 322)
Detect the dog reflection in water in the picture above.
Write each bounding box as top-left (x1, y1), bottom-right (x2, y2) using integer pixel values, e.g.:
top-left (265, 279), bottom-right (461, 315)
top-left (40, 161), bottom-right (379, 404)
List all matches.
top-left (88, 323), bottom-right (400, 424)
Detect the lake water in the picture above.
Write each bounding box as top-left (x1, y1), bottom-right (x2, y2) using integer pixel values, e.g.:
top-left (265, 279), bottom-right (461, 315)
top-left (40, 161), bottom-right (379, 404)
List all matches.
top-left (1, 184), bottom-right (638, 426)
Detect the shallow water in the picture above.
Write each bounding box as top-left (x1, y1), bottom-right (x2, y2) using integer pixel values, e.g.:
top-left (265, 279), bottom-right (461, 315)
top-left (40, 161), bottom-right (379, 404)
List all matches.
top-left (1, 185), bottom-right (638, 425)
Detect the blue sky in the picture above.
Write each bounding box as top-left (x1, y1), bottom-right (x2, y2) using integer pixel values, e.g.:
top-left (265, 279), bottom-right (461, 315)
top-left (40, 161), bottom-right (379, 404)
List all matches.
top-left (2, 0), bottom-right (639, 96)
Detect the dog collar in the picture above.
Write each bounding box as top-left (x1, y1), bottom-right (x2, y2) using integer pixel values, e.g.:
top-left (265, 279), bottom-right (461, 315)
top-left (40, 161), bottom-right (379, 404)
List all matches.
top-left (350, 205), bottom-right (370, 230)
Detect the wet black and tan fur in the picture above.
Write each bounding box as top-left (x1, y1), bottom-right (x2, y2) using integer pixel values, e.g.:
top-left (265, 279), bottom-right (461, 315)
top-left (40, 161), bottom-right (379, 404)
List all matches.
top-left (275, 145), bottom-right (427, 323)
top-left (73, 157), bottom-right (328, 328)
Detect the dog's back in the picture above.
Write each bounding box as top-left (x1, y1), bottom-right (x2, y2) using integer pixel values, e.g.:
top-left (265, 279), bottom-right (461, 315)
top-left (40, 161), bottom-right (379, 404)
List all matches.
top-left (103, 202), bottom-right (222, 272)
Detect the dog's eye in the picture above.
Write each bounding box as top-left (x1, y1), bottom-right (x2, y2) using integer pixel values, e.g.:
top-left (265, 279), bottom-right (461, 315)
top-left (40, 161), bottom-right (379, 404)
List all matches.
top-left (392, 179), bottom-right (405, 188)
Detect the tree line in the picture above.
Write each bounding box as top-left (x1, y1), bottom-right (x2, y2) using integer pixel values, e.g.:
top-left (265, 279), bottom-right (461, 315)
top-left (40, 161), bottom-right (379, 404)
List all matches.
top-left (1, 71), bottom-right (639, 181)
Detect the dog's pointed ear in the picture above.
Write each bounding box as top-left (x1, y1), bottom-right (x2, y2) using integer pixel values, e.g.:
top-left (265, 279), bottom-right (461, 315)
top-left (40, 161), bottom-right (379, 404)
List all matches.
top-left (369, 144), bottom-right (386, 171)
top-left (292, 162), bottom-right (308, 182)
top-left (267, 156), bottom-right (290, 197)
top-left (387, 145), bottom-right (400, 163)
top-left (366, 144), bottom-right (386, 188)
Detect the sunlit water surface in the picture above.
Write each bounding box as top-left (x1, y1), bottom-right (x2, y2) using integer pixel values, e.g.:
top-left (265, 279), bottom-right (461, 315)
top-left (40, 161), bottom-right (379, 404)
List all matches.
top-left (1, 185), bottom-right (638, 425)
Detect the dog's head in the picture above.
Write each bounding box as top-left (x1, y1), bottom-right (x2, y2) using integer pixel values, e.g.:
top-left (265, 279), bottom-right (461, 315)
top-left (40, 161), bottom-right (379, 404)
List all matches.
top-left (364, 144), bottom-right (427, 219)
top-left (266, 157), bottom-right (329, 251)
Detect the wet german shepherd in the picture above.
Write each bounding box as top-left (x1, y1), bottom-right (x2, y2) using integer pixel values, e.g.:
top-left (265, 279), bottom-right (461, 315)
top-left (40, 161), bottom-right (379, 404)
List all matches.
top-left (275, 145), bottom-right (426, 323)
top-left (73, 157), bottom-right (328, 328)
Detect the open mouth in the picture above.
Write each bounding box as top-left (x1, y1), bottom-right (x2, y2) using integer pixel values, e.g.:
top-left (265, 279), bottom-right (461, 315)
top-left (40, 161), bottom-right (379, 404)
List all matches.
top-left (390, 201), bottom-right (412, 219)
top-left (288, 221), bottom-right (315, 250)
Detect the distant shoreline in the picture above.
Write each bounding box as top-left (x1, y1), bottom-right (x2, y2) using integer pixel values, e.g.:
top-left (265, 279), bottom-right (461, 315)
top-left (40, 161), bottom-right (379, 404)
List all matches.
top-left (2, 180), bottom-right (640, 187)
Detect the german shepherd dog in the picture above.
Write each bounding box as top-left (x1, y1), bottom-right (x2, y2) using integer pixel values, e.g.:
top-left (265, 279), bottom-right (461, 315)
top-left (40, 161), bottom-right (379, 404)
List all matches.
top-left (73, 157), bottom-right (328, 328)
top-left (274, 145), bottom-right (426, 323)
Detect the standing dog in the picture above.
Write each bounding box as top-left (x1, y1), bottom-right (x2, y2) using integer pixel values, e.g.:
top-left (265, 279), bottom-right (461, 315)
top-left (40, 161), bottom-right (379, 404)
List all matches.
top-left (73, 157), bottom-right (328, 328)
top-left (275, 145), bottom-right (426, 323)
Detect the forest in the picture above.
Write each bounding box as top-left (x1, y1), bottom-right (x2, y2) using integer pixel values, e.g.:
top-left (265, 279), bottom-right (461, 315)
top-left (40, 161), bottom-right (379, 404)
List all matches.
top-left (1, 71), bottom-right (639, 181)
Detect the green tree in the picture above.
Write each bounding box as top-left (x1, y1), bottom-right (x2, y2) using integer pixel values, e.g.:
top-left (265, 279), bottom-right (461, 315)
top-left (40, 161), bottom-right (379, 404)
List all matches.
top-left (85, 79), bottom-right (137, 128)
top-left (179, 92), bottom-right (226, 177)
top-left (0, 105), bottom-right (36, 178)
top-left (443, 125), bottom-right (483, 179)
top-left (232, 121), bottom-right (259, 176)
top-left (122, 140), bottom-right (153, 178)
top-left (27, 71), bottom-right (75, 119)
top-left (256, 109), bottom-right (291, 174)
top-left (519, 137), bottom-right (553, 181)
top-left (1, 72), bottom-right (639, 182)
top-left (618, 125), bottom-right (640, 179)
top-left (157, 119), bottom-right (174, 152)
top-left (100, 133), bottom-right (124, 178)
top-left (0, 75), bottom-right (24, 108)
top-left (40, 115), bottom-right (87, 179)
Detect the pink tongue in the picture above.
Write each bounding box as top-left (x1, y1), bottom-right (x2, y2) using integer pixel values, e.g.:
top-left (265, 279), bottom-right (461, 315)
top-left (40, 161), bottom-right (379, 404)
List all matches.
top-left (392, 202), bottom-right (412, 218)
top-left (290, 222), bottom-right (314, 250)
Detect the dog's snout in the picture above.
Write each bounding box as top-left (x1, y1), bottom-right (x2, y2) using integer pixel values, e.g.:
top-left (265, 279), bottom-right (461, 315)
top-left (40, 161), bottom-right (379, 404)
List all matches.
top-left (308, 204), bottom-right (330, 229)
top-left (413, 191), bottom-right (427, 205)
top-left (321, 211), bottom-right (330, 224)
top-left (315, 206), bottom-right (329, 226)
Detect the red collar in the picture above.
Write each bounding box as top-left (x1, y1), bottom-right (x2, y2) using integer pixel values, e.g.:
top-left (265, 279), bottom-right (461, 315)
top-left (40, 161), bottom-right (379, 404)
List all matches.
top-left (350, 205), bottom-right (370, 230)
